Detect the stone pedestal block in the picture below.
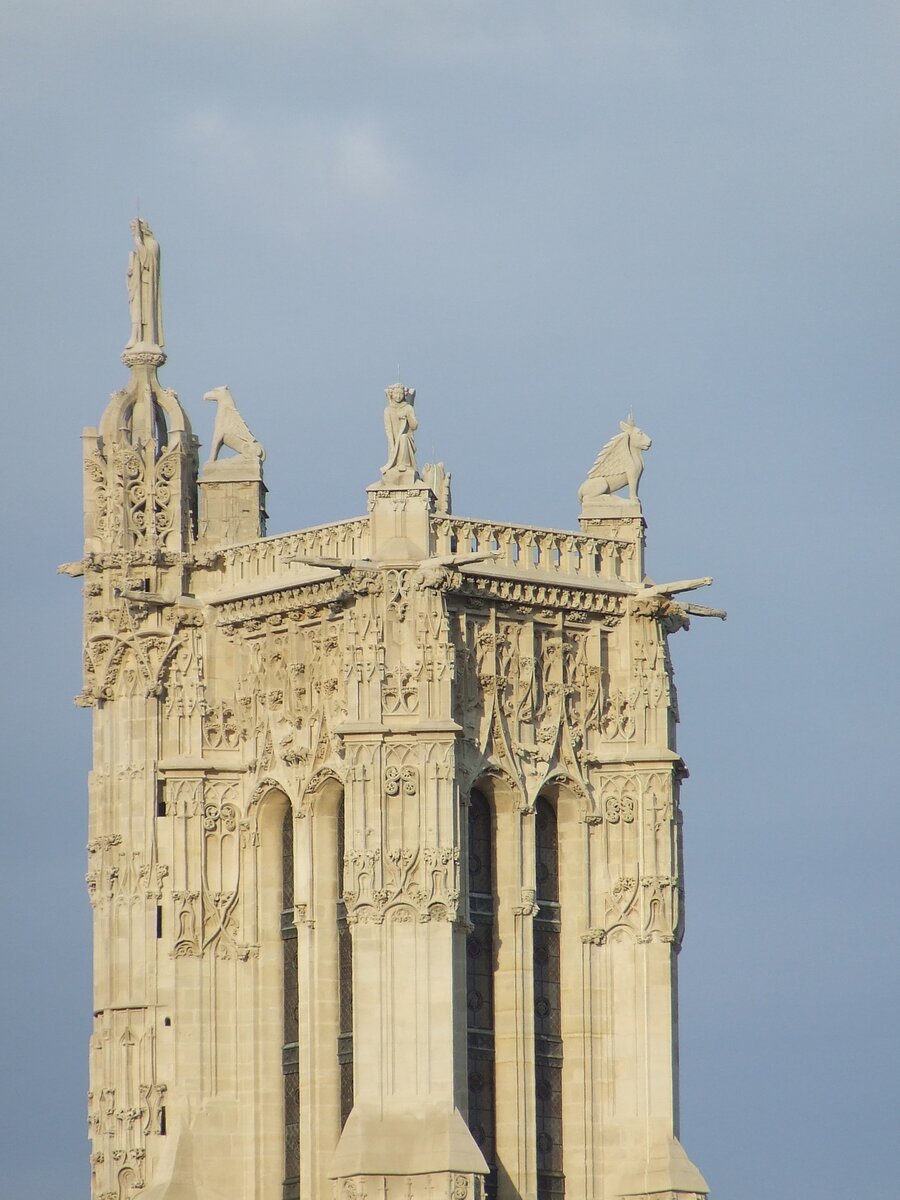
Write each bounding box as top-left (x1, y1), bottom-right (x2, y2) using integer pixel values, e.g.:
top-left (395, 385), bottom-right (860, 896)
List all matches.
top-left (198, 460), bottom-right (267, 547)
top-left (333, 1172), bottom-right (483, 1200)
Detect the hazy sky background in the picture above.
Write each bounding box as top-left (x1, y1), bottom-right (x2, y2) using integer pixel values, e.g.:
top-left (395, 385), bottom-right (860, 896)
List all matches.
top-left (1, 3), bottom-right (898, 1197)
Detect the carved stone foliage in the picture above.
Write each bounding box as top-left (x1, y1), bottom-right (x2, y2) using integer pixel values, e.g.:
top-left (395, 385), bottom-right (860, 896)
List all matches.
top-left (202, 701), bottom-right (240, 749)
top-left (601, 774), bottom-right (638, 824)
top-left (383, 665), bottom-right (418, 714)
top-left (220, 618), bottom-right (347, 790)
top-left (88, 1013), bottom-right (164, 1200)
top-left (172, 890), bottom-right (200, 957)
top-left (85, 435), bottom-right (192, 555)
top-left (534, 624), bottom-right (563, 740)
top-left (561, 627), bottom-right (602, 750)
top-left (583, 771), bottom-right (683, 947)
top-left (86, 834), bottom-right (167, 908)
top-left (583, 873), bottom-right (679, 948)
top-left (637, 874), bottom-right (679, 944)
top-left (512, 887), bottom-right (540, 917)
top-left (80, 597), bottom-right (203, 707)
top-left (452, 614), bottom-right (484, 738)
top-left (165, 777), bottom-right (203, 818)
top-left (83, 626), bottom-right (173, 705)
top-left (343, 843), bottom-right (461, 925)
top-left (200, 780), bottom-right (243, 958)
top-left (216, 573), bottom-right (368, 636)
top-left (383, 567), bottom-right (415, 621)
top-left (159, 775), bottom-right (266, 960)
top-left (453, 610), bottom-right (612, 804)
top-left (599, 689), bottom-right (635, 740)
top-left (365, 577), bottom-right (452, 721)
top-left (160, 628), bottom-right (206, 757)
top-left (411, 584), bottom-right (453, 687)
top-left (458, 572), bottom-right (625, 619)
top-left (496, 620), bottom-right (535, 728)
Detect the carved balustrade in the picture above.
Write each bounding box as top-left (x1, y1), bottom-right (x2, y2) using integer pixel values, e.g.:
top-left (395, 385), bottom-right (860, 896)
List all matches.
top-left (211, 512), bottom-right (639, 598)
top-left (216, 518), bottom-right (371, 592)
top-left (432, 515), bottom-right (636, 584)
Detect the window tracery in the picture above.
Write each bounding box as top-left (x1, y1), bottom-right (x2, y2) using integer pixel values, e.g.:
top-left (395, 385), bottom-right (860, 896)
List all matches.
top-left (534, 797), bottom-right (564, 1199)
top-left (337, 795), bottom-right (354, 1130)
top-left (281, 807), bottom-right (300, 1198)
top-left (466, 790), bottom-right (497, 1199)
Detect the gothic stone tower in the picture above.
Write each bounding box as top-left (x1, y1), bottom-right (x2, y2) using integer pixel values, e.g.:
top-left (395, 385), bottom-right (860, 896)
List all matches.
top-left (69, 225), bottom-right (721, 1200)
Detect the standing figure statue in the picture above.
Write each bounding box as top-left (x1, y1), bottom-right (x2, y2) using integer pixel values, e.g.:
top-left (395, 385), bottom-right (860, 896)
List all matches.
top-left (126, 218), bottom-right (163, 348)
top-left (381, 384), bottom-right (418, 485)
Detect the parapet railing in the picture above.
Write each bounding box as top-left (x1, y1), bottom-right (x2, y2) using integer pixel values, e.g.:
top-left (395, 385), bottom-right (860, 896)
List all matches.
top-left (432, 515), bottom-right (640, 585)
top-left (209, 511), bottom-right (641, 597)
top-left (214, 517), bottom-right (372, 593)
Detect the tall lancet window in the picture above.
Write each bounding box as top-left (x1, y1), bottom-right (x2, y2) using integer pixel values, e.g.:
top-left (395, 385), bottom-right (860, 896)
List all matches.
top-left (337, 796), bottom-right (354, 1129)
top-left (466, 790), bottom-right (497, 1199)
top-left (534, 797), bottom-right (564, 1200)
top-left (281, 806), bottom-right (300, 1199)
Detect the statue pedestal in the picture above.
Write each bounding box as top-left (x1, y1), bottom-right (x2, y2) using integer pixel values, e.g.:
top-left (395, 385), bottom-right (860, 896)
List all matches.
top-left (367, 481), bottom-right (435, 561)
top-left (610, 1133), bottom-right (710, 1199)
top-left (198, 457), bottom-right (266, 547)
top-left (332, 1172), bottom-right (484, 1200)
top-left (121, 341), bottom-right (166, 370)
top-left (579, 500), bottom-right (646, 585)
top-left (579, 496), bottom-right (642, 521)
top-left (330, 1102), bottom-right (486, 1198)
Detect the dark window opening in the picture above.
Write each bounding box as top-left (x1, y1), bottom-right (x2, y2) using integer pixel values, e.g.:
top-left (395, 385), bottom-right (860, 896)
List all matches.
top-left (282, 806), bottom-right (300, 1200)
top-left (535, 797), bottom-right (564, 1200)
top-left (337, 795), bottom-right (354, 1130)
top-left (466, 789), bottom-right (497, 1200)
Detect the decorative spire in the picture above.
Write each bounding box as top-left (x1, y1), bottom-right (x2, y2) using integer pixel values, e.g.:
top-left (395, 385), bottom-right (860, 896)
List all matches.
top-left (82, 221), bottom-right (197, 557)
top-left (104, 220), bottom-right (181, 452)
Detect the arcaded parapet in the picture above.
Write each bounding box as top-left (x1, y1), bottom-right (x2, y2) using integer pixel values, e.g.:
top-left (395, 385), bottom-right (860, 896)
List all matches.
top-left (66, 224), bottom-right (722, 1200)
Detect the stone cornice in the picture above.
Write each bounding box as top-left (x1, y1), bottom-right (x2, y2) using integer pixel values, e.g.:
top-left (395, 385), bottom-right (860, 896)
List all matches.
top-left (210, 564), bottom-right (630, 631)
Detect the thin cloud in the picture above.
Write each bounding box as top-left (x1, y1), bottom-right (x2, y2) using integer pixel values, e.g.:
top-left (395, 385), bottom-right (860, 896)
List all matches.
top-left (178, 106), bottom-right (416, 239)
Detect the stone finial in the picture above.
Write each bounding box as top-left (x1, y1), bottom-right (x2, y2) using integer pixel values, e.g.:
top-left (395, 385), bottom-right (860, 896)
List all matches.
top-left (203, 387), bottom-right (265, 470)
top-left (124, 218), bottom-right (163, 351)
top-left (422, 462), bottom-right (452, 514)
top-left (578, 415), bottom-right (651, 516)
top-left (381, 384), bottom-right (418, 486)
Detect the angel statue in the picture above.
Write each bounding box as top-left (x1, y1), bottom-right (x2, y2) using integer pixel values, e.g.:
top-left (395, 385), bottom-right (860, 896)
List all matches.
top-left (125, 218), bottom-right (163, 348)
top-left (381, 384), bottom-right (418, 485)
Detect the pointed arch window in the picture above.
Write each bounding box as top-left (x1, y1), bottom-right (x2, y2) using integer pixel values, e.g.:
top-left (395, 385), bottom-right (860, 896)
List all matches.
top-left (534, 797), bottom-right (564, 1200)
top-left (281, 806), bottom-right (300, 1199)
top-left (337, 794), bottom-right (354, 1129)
top-left (466, 789), bottom-right (497, 1199)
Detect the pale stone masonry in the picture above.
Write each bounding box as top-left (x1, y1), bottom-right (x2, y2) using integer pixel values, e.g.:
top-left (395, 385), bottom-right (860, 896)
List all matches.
top-left (66, 224), bottom-right (722, 1200)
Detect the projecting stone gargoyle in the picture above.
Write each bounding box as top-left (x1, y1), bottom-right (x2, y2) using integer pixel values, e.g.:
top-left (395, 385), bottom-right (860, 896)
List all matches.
top-left (204, 386), bottom-right (265, 465)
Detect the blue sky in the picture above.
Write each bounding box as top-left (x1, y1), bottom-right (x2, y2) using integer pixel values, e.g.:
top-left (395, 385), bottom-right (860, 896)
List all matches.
top-left (1, 4), bottom-right (898, 1196)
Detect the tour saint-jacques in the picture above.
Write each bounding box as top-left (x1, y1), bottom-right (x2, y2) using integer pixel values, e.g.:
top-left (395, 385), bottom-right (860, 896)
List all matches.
top-left (63, 222), bottom-right (724, 1200)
